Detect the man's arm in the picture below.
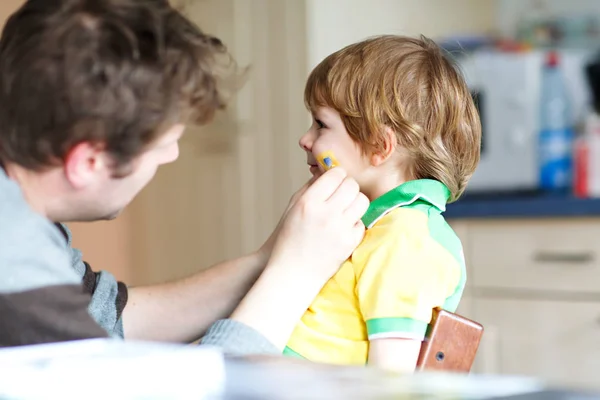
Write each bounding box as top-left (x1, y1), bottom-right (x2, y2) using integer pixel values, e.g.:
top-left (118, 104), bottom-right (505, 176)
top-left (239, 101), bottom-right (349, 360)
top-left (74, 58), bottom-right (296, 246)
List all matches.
top-left (0, 284), bottom-right (109, 346)
top-left (122, 252), bottom-right (265, 343)
top-left (62, 221), bottom-right (266, 343)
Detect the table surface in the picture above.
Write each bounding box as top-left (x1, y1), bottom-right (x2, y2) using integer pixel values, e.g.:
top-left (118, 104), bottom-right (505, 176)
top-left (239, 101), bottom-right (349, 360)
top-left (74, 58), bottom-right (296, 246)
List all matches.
top-left (222, 355), bottom-right (551, 400)
top-left (0, 339), bottom-right (597, 400)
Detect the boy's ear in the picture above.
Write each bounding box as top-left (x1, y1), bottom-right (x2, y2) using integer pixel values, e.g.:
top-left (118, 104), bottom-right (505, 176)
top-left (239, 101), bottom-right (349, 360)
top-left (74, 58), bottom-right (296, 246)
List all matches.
top-left (371, 126), bottom-right (397, 166)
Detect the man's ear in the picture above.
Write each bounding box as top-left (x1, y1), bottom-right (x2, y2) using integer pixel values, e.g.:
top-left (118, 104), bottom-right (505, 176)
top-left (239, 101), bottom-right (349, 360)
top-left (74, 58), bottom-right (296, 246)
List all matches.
top-left (371, 126), bottom-right (397, 166)
top-left (63, 142), bottom-right (108, 189)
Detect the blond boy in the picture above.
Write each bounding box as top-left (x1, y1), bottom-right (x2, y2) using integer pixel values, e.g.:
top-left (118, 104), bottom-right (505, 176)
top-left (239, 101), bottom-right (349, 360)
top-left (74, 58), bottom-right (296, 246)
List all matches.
top-left (286, 35), bottom-right (481, 372)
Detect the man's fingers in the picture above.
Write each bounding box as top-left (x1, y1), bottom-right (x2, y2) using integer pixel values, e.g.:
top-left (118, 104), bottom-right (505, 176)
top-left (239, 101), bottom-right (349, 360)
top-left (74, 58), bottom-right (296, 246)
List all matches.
top-left (326, 176), bottom-right (361, 211)
top-left (287, 175), bottom-right (319, 211)
top-left (350, 220), bottom-right (367, 247)
top-left (341, 222), bottom-right (365, 260)
top-left (300, 175), bottom-right (318, 192)
top-left (344, 193), bottom-right (370, 225)
top-left (303, 167), bottom-right (348, 203)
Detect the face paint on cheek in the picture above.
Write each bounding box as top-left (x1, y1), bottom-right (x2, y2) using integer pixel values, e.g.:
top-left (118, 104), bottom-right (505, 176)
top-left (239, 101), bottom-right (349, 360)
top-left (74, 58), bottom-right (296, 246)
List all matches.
top-left (316, 150), bottom-right (340, 171)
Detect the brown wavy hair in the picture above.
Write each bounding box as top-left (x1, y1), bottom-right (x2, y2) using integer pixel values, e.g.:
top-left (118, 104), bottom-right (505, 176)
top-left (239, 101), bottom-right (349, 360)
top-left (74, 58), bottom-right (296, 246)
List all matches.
top-left (305, 35), bottom-right (481, 202)
top-left (0, 0), bottom-right (241, 174)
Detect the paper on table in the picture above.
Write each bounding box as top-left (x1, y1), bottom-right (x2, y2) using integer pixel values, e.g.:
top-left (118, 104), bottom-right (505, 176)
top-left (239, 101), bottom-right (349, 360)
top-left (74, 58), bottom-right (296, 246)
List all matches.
top-left (0, 338), bottom-right (225, 400)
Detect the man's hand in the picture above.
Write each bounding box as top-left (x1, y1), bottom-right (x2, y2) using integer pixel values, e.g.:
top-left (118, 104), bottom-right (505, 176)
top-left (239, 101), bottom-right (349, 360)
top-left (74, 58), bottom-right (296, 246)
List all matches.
top-left (231, 168), bottom-right (369, 350)
top-left (256, 176), bottom-right (317, 265)
top-left (270, 167), bottom-right (368, 281)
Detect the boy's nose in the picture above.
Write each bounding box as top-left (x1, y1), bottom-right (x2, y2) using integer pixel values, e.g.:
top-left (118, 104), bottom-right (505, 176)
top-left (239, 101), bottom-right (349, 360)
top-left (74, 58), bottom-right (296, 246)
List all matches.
top-left (299, 131), bottom-right (313, 152)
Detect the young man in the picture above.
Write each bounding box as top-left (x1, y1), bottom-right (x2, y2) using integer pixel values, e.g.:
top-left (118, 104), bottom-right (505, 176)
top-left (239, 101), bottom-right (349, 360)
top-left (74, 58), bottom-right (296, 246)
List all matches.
top-left (0, 0), bottom-right (368, 352)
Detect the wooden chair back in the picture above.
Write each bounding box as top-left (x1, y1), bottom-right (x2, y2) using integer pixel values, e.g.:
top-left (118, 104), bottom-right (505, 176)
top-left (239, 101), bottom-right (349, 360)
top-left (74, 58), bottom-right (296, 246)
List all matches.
top-left (416, 307), bottom-right (484, 373)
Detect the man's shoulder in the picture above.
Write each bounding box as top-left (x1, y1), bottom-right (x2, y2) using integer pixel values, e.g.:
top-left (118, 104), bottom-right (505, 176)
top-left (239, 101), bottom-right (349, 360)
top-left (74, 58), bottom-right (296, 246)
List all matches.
top-left (0, 172), bottom-right (79, 292)
top-left (54, 223), bottom-right (85, 270)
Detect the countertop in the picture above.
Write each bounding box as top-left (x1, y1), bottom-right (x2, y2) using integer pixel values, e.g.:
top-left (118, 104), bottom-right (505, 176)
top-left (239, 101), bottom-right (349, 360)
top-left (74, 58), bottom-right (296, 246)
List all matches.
top-left (444, 193), bottom-right (600, 219)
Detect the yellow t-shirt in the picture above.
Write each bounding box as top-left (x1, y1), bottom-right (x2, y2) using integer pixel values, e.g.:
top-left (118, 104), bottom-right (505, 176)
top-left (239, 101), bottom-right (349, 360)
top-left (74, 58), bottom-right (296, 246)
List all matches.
top-left (284, 179), bottom-right (466, 365)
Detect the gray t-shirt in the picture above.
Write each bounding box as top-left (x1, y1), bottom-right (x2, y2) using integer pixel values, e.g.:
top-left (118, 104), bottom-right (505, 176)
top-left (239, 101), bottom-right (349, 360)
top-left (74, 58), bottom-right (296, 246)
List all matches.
top-left (0, 169), bottom-right (277, 355)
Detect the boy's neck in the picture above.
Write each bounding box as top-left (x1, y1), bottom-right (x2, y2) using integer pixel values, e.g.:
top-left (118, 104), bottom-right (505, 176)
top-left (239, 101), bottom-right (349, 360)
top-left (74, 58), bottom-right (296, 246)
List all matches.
top-left (362, 170), bottom-right (410, 201)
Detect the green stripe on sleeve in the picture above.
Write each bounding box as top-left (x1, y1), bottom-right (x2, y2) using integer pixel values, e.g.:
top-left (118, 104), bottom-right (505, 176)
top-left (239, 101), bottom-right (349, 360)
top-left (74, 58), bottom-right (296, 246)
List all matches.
top-left (366, 317), bottom-right (428, 339)
top-left (283, 346), bottom-right (306, 358)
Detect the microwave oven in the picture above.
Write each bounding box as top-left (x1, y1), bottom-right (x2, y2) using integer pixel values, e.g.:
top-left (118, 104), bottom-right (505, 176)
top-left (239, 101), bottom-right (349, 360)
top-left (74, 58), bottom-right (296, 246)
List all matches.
top-left (454, 48), bottom-right (595, 195)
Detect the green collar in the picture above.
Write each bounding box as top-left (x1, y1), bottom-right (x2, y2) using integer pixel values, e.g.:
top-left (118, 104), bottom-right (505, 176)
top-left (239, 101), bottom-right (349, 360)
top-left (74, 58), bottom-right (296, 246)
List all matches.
top-left (361, 179), bottom-right (450, 228)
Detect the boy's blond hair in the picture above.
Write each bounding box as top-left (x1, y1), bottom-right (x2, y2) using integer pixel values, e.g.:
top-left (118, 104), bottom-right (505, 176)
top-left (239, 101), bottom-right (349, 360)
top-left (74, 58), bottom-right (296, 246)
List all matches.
top-left (304, 35), bottom-right (481, 202)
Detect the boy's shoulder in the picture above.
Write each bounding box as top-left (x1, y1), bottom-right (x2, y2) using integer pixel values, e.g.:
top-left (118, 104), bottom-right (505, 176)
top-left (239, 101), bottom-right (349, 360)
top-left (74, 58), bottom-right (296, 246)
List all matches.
top-left (353, 205), bottom-right (461, 265)
top-left (356, 207), bottom-right (429, 255)
top-left (367, 206), bottom-right (430, 235)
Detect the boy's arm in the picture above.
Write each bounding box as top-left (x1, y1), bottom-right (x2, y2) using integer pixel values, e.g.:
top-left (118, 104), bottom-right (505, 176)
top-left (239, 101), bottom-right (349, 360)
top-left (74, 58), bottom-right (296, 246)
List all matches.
top-left (356, 227), bottom-right (461, 372)
top-left (368, 338), bottom-right (421, 373)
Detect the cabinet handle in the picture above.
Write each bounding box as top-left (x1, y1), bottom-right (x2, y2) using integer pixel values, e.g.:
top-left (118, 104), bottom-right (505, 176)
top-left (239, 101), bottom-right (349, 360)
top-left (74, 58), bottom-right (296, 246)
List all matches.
top-left (533, 251), bottom-right (594, 264)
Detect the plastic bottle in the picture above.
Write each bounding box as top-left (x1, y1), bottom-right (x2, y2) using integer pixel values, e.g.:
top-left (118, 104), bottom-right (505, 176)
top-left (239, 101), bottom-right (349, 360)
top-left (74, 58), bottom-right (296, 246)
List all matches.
top-left (538, 51), bottom-right (575, 193)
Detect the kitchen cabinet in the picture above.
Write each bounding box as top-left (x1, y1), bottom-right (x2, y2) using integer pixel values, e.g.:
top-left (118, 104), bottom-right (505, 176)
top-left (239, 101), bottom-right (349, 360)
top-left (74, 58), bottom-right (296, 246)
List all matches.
top-left (473, 297), bottom-right (600, 389)
top-left (450, 218), bottom-right (600, 391)
top-left (469, 219), bottom-right (600, 293)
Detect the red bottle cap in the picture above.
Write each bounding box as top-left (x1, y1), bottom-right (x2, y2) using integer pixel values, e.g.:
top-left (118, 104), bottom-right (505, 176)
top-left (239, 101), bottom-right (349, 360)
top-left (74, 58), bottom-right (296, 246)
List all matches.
top-left (546, 51), bottom-right (559, 67)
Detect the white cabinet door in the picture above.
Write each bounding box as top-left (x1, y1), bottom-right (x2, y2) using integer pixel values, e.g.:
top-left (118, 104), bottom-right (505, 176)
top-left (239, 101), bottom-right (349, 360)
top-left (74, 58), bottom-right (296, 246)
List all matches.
top-left (472, 297), bottom-right (600, 391)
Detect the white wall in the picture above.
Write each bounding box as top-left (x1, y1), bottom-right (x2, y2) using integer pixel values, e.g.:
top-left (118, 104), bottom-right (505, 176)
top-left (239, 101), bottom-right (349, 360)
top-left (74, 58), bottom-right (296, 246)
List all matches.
top-left (305, 0), bottom-right (497, 68)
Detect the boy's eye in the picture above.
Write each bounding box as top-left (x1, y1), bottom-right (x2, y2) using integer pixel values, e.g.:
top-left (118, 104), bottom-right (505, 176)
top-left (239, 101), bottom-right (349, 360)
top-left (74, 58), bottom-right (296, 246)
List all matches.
top-left (315, 119), bottom-right (325, 129)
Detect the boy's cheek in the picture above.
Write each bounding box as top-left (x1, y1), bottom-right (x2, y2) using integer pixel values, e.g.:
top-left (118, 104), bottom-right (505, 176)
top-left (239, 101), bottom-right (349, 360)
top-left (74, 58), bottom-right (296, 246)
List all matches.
top-left (312, 140), bottom-right (338, 161)
top-left (310, 142), bottom-right (326, 157)
top-left (312, 134), bottom-right (335, 152)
